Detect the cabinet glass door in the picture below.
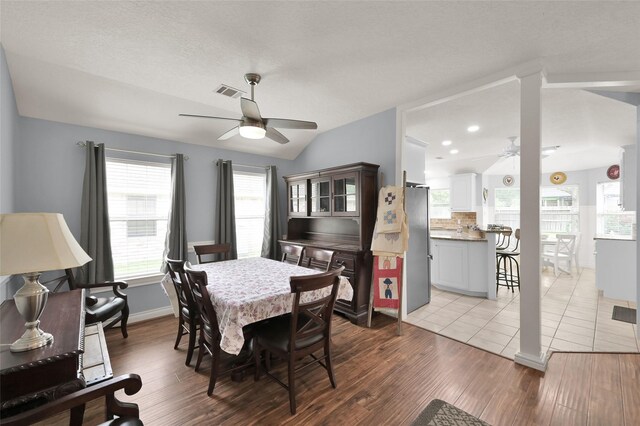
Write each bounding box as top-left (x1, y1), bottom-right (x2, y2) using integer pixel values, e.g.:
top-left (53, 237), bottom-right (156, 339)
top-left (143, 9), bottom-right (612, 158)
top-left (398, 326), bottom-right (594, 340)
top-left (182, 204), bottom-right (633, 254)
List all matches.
top-left (333, 173), bottom-right (358, 216)
top-left (310, 178), bottom-right (331, 216)
top-left (288, 181), bottom-right (307, 216)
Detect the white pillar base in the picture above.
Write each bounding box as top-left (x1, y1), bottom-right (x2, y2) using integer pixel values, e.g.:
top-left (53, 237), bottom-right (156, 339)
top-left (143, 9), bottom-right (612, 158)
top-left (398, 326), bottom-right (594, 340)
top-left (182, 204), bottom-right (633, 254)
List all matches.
top-left (514, 350), bottom-right (549, 372)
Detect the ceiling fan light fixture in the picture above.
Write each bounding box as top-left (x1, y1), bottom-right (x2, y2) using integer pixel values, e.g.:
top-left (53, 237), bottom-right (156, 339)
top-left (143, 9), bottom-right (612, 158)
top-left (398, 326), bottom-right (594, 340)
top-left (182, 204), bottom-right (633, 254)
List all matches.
top-left (239, 122), bottom-right (266, 139)
top-left (542, 145), bottom-right (560, 155)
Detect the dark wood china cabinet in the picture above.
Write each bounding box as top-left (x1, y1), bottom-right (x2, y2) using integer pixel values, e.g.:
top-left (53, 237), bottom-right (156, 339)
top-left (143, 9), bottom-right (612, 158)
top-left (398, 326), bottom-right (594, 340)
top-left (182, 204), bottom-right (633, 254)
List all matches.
top-left (283, 162), bottom-right (379, 325)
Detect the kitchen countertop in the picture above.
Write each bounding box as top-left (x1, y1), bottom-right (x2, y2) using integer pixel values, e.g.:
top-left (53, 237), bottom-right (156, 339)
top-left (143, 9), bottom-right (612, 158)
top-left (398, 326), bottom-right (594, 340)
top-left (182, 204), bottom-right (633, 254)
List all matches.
top-left (593, 235), bottom-right (636, 241)
top-left (430, 230), bottom-right (487, 242)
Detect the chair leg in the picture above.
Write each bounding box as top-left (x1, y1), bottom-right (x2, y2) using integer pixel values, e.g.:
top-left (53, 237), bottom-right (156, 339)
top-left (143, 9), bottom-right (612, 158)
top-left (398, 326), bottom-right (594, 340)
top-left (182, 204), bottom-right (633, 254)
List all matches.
top-left (174, 317), bottom-right (184, 350)
top-left (253, 343), bottom-right (261, 381)
top-left (265, 350), bottom-right (271, 373)
top-left (186, 321), bottom-right (197, 366)
top-left (288, 359), bottom-right (296, 415)
top-left (121, 304), bottom-right (129, 339)
top-left (195, 332), bottom-right (205, 372)
top-left (325, 344), bottom-right (337, 389)
top-left (207, 345), bottom-right (221, 396)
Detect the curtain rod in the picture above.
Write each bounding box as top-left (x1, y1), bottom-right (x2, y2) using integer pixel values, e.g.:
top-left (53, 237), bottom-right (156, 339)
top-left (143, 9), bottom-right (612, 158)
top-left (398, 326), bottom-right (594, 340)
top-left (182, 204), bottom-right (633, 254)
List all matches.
top-left (76, 141), bottom-right (189, 161)
top-left (215, 160), bottom-right (272, 170)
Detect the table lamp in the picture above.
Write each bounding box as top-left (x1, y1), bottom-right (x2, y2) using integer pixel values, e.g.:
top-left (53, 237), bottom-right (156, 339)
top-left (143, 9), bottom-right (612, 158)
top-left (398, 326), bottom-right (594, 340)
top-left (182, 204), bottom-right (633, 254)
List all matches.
top-left (0, 213), bottom-right (91, 352)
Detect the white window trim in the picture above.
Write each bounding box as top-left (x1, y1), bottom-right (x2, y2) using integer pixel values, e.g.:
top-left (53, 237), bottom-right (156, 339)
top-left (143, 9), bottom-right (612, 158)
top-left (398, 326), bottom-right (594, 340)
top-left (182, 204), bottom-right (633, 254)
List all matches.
top-left (90, 273), bottom-right (165, 294)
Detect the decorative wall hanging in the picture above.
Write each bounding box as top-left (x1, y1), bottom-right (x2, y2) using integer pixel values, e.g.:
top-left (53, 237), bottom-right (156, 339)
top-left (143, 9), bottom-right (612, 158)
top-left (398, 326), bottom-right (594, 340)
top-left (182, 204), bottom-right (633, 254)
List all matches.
top-left (607, 164), bottom-right (620, 180)
top-left (482, 188), bottom-right (488, 203)
top-left (503, 175), bottom-right (514, 186)
top-left (550, 171), bottom-right (567, 185)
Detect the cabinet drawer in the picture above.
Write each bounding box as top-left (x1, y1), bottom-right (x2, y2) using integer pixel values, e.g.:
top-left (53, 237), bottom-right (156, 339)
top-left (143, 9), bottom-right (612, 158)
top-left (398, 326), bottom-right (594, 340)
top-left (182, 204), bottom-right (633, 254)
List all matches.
top-left (332, 255), bottom-right (355, 272)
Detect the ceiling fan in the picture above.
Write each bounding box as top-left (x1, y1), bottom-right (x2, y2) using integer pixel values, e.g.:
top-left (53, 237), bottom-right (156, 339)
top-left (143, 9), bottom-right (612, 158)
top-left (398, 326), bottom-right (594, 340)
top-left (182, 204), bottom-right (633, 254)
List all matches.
top-left (179, 73), bottom-right (317, 144)
top-left (498, 136), bottom-right (559, 158)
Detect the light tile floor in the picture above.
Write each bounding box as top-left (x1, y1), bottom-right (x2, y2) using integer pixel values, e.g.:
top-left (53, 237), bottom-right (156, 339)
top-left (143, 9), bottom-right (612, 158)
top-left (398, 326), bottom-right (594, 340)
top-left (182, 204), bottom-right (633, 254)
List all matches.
top-left (405, 268), bottom-right (639, 359)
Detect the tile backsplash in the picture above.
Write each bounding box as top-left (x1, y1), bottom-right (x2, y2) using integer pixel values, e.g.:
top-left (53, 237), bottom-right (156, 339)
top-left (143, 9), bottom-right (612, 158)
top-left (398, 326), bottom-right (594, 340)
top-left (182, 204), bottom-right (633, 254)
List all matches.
top-left (430, 212), bottom-right (477, 230)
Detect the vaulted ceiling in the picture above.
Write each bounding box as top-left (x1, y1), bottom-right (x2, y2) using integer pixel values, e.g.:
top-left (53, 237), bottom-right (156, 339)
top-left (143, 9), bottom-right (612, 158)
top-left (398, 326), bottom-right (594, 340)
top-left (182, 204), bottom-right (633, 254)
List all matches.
top-left (2, 1), bottom-right (639, 160)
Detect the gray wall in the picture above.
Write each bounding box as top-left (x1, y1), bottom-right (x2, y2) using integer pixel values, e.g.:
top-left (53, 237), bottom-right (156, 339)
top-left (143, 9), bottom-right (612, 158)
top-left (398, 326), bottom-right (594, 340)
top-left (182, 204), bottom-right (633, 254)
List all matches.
top-left (15, 116), bottom-right (297, 315)
top-left (291, 108), bottom-right (396, 181)
top-left (1, 45), bottom-right (20, 302)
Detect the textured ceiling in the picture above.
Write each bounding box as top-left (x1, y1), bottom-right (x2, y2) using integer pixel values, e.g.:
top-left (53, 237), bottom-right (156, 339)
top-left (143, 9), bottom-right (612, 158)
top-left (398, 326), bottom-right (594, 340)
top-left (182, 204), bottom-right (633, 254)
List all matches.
top-left (1, 1), bottom-right (640, 159)
top-left (407, 83), bottom-right (637, 178)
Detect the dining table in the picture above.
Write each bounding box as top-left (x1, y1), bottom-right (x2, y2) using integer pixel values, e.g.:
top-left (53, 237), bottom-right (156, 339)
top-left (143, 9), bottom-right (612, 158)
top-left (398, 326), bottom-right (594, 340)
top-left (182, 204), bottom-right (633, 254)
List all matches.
top-left (190, 257), bottom-right (353, 355)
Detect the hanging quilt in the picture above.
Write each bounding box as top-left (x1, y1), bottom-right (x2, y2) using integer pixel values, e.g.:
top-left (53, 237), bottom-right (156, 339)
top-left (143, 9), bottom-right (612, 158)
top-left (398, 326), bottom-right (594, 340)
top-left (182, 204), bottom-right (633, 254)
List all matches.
top-left (372, 255), bottom-right (403, 309)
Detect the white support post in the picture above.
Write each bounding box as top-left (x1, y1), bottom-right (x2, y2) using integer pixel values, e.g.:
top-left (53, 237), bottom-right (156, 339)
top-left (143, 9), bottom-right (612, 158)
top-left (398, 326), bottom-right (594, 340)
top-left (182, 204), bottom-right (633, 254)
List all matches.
top-left (514, 71), bottom-right (548, 372)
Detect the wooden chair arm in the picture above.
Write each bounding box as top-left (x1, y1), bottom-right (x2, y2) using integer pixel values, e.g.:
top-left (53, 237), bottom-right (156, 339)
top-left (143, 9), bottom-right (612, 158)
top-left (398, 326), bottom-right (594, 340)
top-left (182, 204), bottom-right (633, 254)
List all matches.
top-left (74, 281), bottom-right (128, 291)
top-left (0, 374), bottom-right (143, 426)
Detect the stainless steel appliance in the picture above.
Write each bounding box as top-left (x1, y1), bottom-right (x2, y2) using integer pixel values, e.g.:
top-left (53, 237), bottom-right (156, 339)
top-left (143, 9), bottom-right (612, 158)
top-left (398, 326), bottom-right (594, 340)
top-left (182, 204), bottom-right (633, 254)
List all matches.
top-left (405, 186), bottom-right (432, 313)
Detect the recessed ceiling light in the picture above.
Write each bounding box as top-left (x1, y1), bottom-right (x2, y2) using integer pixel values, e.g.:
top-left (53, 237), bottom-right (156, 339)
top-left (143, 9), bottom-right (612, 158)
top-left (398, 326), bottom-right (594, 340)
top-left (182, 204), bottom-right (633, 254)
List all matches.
top-left (467, 125), bottom-right (480, 133)
top-left (441, 140), bottom-right (452, 146)
top-left (450, 149), bottom-right (459, 155)
top-left (542, 146), bottom-right (560, 155)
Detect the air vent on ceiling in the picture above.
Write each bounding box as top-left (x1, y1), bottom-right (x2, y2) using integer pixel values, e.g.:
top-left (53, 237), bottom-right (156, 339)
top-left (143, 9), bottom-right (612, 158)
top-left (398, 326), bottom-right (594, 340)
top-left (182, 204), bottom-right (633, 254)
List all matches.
top-left (214, 84), bottom-right (245, 99)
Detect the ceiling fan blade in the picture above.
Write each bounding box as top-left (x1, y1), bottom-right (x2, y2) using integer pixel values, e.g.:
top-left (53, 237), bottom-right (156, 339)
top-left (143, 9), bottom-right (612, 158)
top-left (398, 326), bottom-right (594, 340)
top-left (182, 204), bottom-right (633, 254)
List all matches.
top-left (265, 127), bottom-right (289, 144)
top-left (264, 118), bottom-right (318, 130)
top-left (241, 98), bottom-right (262, 121)
top-left (179, 113), bottom-right (242, 122)
top-left (218, 126), bottom-right (240, 141)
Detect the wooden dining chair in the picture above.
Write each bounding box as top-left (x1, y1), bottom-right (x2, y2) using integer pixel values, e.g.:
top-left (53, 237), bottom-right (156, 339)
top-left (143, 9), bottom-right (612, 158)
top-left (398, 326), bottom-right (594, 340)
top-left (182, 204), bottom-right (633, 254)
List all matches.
top-left (194, 243), bottom-right (232, 264)
top-left (253, 266), bottom-right (345, 415)
top-left (166, 258), bottom-right (200, 366)
top-left (280, 243), bottom-right (303, 266)
top-left (183, 266), bottom-right (253, 396)
top-left (301, 247), bottom-right (335, 272)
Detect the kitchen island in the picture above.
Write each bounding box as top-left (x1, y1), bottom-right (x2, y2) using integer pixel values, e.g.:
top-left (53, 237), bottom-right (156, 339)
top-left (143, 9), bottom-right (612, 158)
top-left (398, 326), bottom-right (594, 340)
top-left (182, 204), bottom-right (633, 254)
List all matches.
top-left (430, 229), bottom-right (498, 299)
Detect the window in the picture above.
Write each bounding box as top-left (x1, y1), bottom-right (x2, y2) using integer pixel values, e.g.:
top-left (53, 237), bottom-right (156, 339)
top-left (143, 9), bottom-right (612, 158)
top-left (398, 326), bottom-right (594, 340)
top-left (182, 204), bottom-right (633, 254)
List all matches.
top-left (494, 188), bottom-right (520, 230)
top-left (541, 186), bottom-right (579, 235)
top-left (106, 158), bottom-right (171, 279)
top-left (597, 182), bottom-right (634, 237)
top-left (430, 189), bottom-right (451, 219)
top-left (233, 170), bottom-right (266, 259)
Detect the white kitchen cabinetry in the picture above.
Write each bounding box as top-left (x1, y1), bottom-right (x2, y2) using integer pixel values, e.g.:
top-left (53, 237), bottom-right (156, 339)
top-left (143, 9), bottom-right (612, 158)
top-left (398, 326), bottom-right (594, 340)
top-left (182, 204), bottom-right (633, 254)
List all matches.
top-left (622, 144), bottom-right (637, 211)
top-left (450, 173), bottom-right (476, 212)
top-left (595, 239), bottom-right (637, 301)
top-left (430, 238), bottom-right (488, 296)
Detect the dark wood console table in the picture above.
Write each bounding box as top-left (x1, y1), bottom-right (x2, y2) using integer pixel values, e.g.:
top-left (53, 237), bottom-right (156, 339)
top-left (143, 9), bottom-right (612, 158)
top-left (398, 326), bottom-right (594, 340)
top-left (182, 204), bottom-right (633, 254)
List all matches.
top-left (0, 289), bottom-right (112, 418)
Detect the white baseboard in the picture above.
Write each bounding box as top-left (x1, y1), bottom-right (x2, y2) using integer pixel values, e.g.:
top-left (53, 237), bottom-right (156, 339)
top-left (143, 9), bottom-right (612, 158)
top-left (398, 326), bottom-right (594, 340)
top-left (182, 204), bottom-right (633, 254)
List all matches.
top-left (128, 306), bottom-right (176, 324)
top-left (514, 350), bottom-right (549, 372)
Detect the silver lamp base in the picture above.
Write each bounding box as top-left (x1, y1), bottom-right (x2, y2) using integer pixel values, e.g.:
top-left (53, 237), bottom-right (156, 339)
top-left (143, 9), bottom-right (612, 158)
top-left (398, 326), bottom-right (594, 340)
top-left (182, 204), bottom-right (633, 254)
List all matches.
top-left (10, 272), bottom-right (54, 352)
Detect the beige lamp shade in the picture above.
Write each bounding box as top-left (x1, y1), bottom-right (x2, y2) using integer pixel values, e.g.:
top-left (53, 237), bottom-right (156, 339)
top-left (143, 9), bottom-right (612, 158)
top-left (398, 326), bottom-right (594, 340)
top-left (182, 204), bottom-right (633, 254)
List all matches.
top-left (0, 213), bottom-right (92, 275)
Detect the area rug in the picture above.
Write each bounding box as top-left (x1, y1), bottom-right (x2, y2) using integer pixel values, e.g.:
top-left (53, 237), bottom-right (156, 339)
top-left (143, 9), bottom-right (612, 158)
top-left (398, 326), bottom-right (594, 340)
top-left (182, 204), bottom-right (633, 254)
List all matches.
top-left (411, 399), bottom-right (490, 426)
top-left (612, 305), bottom-right (637, 324)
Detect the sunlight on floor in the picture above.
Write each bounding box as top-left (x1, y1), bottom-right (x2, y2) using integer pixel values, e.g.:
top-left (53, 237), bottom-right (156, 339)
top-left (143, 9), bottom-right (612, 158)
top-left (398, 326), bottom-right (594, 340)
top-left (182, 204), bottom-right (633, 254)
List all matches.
top-left (405, 268), bottom-right (639, 359)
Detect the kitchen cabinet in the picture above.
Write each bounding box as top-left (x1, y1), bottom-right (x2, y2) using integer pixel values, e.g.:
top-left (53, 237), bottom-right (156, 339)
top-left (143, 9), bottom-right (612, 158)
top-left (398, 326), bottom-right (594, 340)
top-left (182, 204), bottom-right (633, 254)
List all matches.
top-left (430, 237), bottom-right (488, 296)
top-left (595, 238), bottom-right (637, 301)
top-left (621, 144), bottom-right (637, 211)
top-left (450, 173), bottom-right (476, 212)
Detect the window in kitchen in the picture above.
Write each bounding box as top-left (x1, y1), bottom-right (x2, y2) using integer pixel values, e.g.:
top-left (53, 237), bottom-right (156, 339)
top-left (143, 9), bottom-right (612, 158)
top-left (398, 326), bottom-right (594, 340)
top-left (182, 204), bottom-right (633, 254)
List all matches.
top-left (106, 158), bottom-right (171, 279)
top-left (541, 185), bottom-right (579, 235)
top-left (596, 181), bottom-right (634, 237)
top-left (233, 169), bottom-right (266, 259)
top-left (430, 188), bottom-right (451, 219)
top-left (494, 188), bottom-right (520, 230)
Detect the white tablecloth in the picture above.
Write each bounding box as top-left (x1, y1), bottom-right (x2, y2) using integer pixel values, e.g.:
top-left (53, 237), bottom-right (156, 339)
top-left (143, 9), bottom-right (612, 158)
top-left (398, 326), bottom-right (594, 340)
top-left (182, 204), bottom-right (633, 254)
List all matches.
top-left (192, 257), bottom-right (353, 355)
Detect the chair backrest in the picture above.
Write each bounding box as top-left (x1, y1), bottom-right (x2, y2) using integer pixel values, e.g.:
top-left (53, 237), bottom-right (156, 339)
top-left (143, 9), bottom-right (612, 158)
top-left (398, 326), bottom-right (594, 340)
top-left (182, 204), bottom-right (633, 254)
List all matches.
top-left (301, 247), bottom-right (335, 272)
top-left (165, 258), bottom-right (195, 313)
top-left (184, 266), bottom-right (221, 345)
top-left (496, 228), bottom-right (512, 249)
top-left (555, 234), bottom-right (576, 256)
top-left (194, 243), bottom-right (232, 264)
top-left (512, 228), bottom-right (521, 251)
top-left (288, 266), bottom-right (344, 354)
top-left (281, 243), bottom-right (303, 266)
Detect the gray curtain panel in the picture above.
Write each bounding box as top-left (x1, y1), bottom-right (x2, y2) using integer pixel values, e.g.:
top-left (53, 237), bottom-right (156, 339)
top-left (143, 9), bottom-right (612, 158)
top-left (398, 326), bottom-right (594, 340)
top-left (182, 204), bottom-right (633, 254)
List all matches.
top-left (162, 154), bottom-right (188, 272)
top-left (79, 141), bottom-right (114, 283)
top-left (261, 165), bottom-right (281, 260)
top-left (215, 159), bottom-right (238, 259)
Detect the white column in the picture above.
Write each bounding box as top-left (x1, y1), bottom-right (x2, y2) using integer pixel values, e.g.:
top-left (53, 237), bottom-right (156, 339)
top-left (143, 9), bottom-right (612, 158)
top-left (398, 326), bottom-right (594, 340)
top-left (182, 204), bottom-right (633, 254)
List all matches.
top-left (514, 71), bottom-right (548, 371)
top-left (486, 233), bottom-right (497, 300)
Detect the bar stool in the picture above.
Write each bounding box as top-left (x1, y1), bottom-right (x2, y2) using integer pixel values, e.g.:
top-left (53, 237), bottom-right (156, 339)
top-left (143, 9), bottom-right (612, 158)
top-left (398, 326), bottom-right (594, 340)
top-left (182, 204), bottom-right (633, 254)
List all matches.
top-left (496, 229), bottom-right (520, 293)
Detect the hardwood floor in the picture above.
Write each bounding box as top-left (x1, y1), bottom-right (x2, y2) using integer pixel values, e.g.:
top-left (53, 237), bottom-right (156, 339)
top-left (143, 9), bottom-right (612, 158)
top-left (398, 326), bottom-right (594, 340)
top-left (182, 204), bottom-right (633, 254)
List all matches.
top-left (44, 314), bottom-right (639, 425)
